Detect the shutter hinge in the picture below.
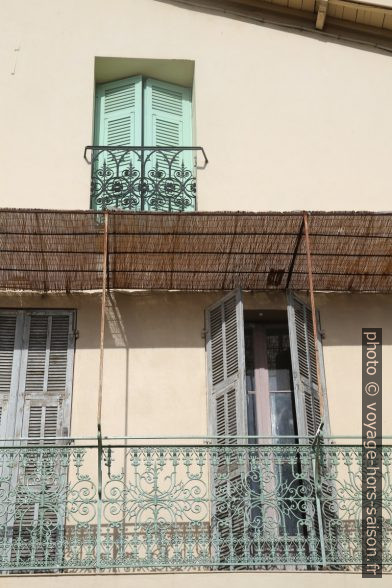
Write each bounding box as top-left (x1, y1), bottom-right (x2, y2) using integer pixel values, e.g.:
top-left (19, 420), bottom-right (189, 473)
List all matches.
top-left (73, 329), bottom-right (80, 340)
top-left (201, 328), bottom-right (207, 339)
top-left (319, 329), bottom-right (326, 340)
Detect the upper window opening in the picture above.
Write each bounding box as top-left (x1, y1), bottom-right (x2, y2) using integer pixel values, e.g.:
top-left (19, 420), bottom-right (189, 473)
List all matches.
top-left (88, 59), bottom-right (203, 213)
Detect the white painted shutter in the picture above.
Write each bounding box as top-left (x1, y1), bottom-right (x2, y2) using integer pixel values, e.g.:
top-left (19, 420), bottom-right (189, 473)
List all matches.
top-left (206, 290), bottom-right (247, 442)
top-left (206, 290), bottom-right (248, 565)
top-left (0, 312), bottom-right (24, 440)
top-left (3, 311), bottom-right (75, 569)
top-left (287, 292), bottom-right (328, 440)
top-left (0, 313), bottom-right (17, 439)
top-left (15, 312), bottom-right (75, 442)
top-left (287, 293), bottom-right (337, 563)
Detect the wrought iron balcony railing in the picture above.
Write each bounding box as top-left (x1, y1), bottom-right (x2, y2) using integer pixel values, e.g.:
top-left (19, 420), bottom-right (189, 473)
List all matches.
top-left (0, 437), bottom-right (391, 573)
top-left (84, 146), bottom-right (208, 212)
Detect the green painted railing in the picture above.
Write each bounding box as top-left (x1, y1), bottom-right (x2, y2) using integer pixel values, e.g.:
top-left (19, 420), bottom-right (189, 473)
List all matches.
top-left (0, 437), bottom-right (391, 573)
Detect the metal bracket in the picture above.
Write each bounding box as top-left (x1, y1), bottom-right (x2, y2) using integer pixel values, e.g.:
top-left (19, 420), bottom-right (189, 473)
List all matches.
top-left (312, 419), bottom-right (325, 447)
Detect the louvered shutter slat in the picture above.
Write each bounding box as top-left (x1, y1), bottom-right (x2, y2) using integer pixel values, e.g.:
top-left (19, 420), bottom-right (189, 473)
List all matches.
top-left (211, 307), bottom-right (224, 386)
top-left (28, 406), bottom-right (43, 442)
top-left (44, 406), bottom-right (59, 440)
top-left (47, 316), bottom-right (70, 393)
top-left (0, 315), bottom-right (17, 395)
top-left (227, 389), bottom-right (238, 439)
top-left (216, 396), bottom-right (226, 437)
top-left (25, 316), bottom-right (49, 394)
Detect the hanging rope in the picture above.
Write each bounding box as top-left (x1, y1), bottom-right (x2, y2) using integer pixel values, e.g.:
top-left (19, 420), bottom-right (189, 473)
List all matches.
top-left (303, 211), bottom-right (324, 419)
top-left (97, 211), bottom-right (109, 436)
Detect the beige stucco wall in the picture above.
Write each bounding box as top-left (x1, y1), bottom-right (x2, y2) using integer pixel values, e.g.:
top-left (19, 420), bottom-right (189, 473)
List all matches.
top-left (1, 290), bottom-right (390, 437)
top-left (1, 0), bottom-right (391, 212)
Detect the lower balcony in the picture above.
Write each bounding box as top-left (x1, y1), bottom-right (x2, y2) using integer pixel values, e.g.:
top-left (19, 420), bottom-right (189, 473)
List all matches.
top-left (0, 438), bottom-right (390, 574)
top-left (85, 146), bottom-right (207, 212)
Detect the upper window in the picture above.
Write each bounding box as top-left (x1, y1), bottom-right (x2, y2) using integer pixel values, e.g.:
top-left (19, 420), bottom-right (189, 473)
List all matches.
top-left (94, 76), bottom-right (192, 154)
top-left (90, 76), bottom-right (196, 212)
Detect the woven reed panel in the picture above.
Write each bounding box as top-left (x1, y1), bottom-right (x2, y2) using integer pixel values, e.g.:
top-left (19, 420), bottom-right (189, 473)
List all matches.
top-left (0, 210), bottom-right (391, 292)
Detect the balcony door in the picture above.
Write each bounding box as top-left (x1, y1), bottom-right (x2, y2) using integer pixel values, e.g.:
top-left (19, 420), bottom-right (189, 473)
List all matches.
top-left (205, 290), bottom-right (329, 567)
top-left (92, 76), bottom-right (193, 211)
top-left (0, 310), bottom-right (75, 571)
top-left (245, 322), bottom-right (297, 443)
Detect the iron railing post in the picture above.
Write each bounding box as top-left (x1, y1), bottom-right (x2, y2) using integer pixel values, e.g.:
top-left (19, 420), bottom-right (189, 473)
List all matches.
top-left (96, 432), bottom-right (103, 571)
top-left (312, 423), bottom-right (327, 567)
top-left (141, 148), bottom-right (145, 211)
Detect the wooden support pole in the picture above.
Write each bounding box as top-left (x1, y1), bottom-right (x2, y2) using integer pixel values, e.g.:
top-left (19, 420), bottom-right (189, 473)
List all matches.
top-left (97, 211), bottom-right (109, 436)
top-left (303, 212), bottom-right (324, 419)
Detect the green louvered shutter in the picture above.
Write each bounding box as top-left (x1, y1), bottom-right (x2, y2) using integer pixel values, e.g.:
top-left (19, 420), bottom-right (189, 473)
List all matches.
top-left (93, 76), bottom-right (143, 210)
top-left (143, 79), bottom-right (193, 211)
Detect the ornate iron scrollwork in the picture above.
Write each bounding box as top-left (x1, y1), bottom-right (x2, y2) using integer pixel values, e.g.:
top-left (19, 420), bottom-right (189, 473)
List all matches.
top-left (85, 146), bottom-right (207, 212)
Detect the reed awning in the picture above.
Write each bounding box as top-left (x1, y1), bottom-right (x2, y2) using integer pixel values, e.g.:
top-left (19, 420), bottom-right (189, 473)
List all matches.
top-left (0, 209), bottom-right (391, 292)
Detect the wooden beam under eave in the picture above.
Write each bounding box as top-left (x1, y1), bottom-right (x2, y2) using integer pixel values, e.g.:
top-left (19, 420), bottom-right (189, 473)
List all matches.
top-left (316, 0), bottom-right (329, 28)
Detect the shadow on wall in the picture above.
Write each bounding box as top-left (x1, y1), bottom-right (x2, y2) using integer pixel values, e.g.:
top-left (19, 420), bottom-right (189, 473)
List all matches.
top-left (2, 290), bottom-right (391, 350)
top-left (316, 293), bottom-right (392, 347)
top-left (78, 291), bottom-right (218, 350)
top-left (101, 291), bottom-right (392, 350)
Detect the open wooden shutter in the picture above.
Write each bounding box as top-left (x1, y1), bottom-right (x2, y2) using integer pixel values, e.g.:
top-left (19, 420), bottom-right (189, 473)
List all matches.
top-left (15, 312), bottom-right (75, 441)
top-left (93, 76), bottom-right (143, 210)
top-left (143, 78), bottom-right (193, 211)
top-left (287, 292), bottom-right (329, 441)
top-left (287, 293), bottom-right (336, 564)
top-left (206, 290), bottom-right (247, 441)
top-left (8, 311), bottom-right (75, 569)
top-left (206, 290), bottom-right (248, 566)
top-left (0, 312), bottom-right (24, 440)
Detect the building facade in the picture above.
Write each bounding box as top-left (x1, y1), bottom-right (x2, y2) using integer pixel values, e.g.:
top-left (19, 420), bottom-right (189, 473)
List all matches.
top-left (0, 0), bottom-right (392, 586)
